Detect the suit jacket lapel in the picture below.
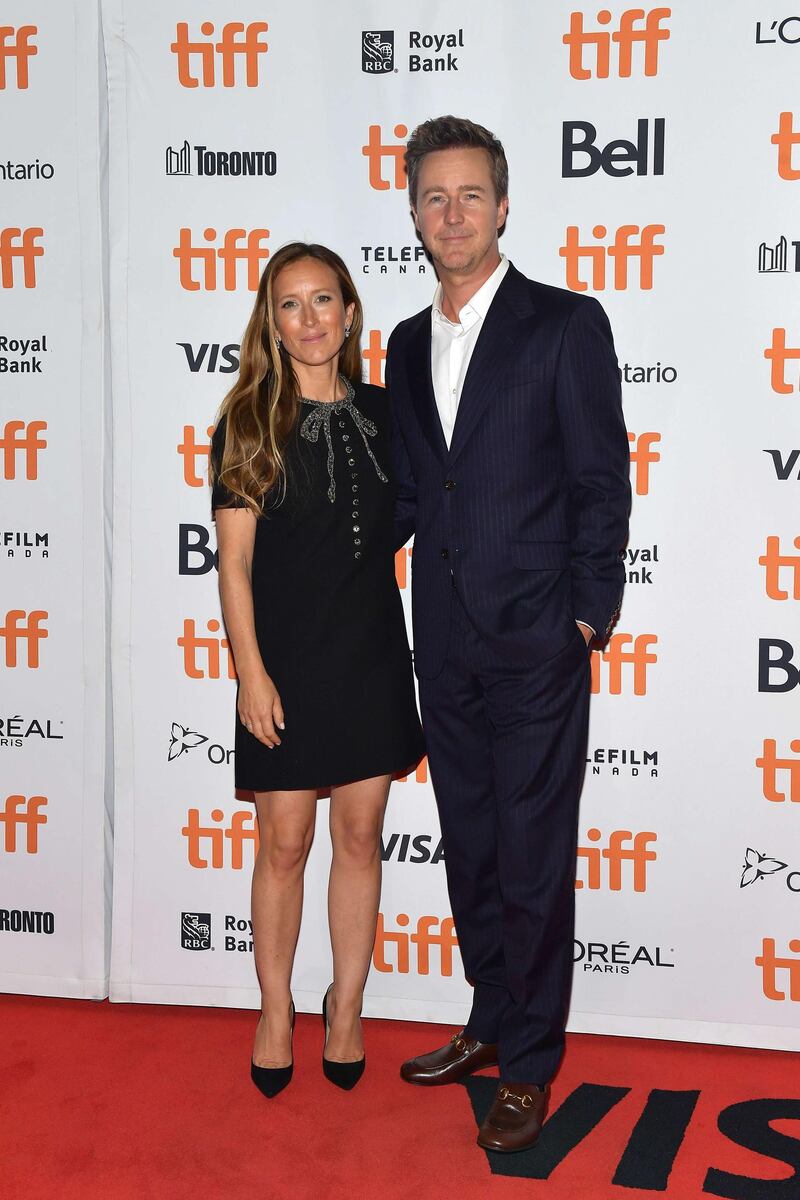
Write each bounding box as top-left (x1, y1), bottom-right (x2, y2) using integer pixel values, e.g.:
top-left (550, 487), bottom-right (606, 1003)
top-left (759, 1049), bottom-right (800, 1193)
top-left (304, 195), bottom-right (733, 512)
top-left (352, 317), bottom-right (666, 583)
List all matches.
top-left (407, 310), bottom-right (447, 462)
top-left (447, 265), bottom-right (536, 465)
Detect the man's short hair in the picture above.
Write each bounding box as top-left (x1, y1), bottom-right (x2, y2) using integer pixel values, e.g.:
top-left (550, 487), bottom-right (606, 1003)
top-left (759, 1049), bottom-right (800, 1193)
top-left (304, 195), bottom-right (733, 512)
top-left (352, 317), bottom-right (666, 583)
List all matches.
top-left (405, 115), bottom-right (509, 209)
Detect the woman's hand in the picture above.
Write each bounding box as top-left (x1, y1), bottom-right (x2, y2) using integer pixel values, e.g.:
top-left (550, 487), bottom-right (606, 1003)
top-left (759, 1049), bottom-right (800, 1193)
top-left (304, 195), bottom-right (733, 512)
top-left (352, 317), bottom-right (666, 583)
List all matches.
top-left (238, 669), bottom-right (285, 748)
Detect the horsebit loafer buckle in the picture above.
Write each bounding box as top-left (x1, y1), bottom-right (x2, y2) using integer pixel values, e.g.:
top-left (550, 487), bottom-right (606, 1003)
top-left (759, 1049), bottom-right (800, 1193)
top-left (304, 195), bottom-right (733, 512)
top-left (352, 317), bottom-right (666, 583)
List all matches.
top-left (498, 1086), bottom-right (534, 1108)
top-left (451, 1035), bottom-right (468, 1052)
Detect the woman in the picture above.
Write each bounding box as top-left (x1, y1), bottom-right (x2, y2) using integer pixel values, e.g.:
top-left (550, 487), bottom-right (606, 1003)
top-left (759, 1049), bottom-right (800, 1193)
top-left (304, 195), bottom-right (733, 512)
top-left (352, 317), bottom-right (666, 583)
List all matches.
top-left (210, 242), bottom-right (423, 1099)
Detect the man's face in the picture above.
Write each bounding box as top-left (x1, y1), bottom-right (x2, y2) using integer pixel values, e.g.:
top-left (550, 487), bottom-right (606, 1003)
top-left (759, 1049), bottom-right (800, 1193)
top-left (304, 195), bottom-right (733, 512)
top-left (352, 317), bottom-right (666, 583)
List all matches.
top-left (412, 147), bottom-right (508, 277)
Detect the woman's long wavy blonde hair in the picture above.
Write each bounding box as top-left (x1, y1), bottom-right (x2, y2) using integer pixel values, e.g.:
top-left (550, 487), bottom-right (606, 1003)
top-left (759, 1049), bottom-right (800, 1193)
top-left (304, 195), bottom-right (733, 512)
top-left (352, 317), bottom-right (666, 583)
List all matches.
top-left (212, 242), bottom-right (364, 514)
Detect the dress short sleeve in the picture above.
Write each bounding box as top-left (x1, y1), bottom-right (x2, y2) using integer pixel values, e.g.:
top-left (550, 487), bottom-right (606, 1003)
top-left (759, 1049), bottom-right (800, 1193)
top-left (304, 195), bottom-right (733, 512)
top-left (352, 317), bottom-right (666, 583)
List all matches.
top-left (210, 415), bottom-right (243, 514)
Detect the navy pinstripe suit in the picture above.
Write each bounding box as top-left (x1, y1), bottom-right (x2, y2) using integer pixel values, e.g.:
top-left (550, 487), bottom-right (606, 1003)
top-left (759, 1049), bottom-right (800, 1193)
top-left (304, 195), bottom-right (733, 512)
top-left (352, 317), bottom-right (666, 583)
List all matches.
top-left (386, 262), bottom-right (630, 1084)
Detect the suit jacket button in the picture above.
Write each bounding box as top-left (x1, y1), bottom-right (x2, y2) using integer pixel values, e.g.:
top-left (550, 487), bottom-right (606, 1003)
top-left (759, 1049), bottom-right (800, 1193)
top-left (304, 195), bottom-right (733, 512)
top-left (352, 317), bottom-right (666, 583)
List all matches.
top-left (440, 549), bottom-right (449, 559)
top-left (444, 479), bottom-right (455, 490)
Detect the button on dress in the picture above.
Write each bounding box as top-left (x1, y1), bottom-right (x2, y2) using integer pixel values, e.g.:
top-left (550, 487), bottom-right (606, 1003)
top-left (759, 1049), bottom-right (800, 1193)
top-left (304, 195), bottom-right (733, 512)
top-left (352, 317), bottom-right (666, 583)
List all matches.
top-left (211, 379), bottom-right (424, 792)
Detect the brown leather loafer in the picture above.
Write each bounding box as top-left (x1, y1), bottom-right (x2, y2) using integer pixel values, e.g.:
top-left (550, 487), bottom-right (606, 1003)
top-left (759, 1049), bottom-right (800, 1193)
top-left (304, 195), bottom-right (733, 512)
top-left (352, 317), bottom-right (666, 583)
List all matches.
top-left (476, 1082), bottom-right (550, 1153)
top-left (400, 1031), bottom-right (498, 1086)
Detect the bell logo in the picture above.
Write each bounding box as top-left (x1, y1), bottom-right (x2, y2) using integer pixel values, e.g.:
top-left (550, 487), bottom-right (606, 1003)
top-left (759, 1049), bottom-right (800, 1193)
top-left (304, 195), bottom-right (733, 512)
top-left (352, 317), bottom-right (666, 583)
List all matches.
top-left (0, 795), bottom-right (47, 853)
top-left (771, 112), bottom-right (800, 180)
top-left (563, 8), bottom-right (670, 79)
top-left (0, 26), bottom-right (37, 89)
top-left (372, 913), bottom-right (459, 975)
top-left (576, 829), bottom-right (657, 892)
top-left (560, 224), bottom-right (665, 291)
top-left (0, 610), bottom-right (48, 667)
top-left (178, 619), bottom-right (236, 680)
top-left (171, 22), bottom-right (268, 88)
top-left (362, 124), bottom-right (408, 190)
top-left (757, 739), bottom-right (800, 803)
top-left (756, 937), bottom-right (800, 1001)
top-left (758, 639), bottom-right (800, 692)
top-left (173, 228), bottom-right (269, 292)
top-left (182, 808), bottom-right (258, 869)
top-left (1, 420), bottom-right (47, 479)
top-left (178, 425), bottom-right (214, 486)
top-left (0, 228), bottom-right (44, 288)
top-left (764, 328), bottom-right (800, 394)
top-left (759, 536), bottom-right (800, 599)
top-left (591, 633), bottom-right (658, 696)
top-left (628, 431), bottom-right (660, 495)
top-left (363, 329), bottom-right (387, 386)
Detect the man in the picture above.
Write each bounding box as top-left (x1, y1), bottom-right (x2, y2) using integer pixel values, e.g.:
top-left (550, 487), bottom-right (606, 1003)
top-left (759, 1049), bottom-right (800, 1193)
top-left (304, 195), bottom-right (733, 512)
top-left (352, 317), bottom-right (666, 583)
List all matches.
top-left (386, 116), bottom-right (631, 1153)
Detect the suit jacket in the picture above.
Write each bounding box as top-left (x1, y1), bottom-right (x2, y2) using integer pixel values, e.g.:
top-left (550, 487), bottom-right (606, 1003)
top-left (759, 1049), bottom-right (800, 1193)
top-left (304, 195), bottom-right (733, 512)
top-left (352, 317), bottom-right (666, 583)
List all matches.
top-left (386, 262), bottom-right (631, 680)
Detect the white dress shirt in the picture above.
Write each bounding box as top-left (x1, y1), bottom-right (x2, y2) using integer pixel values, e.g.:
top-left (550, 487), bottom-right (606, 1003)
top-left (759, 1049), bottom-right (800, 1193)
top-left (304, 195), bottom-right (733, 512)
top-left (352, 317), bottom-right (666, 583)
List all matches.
top-left (429, 255), bottom-right (596, 639)
top-left (430, 255), bottom-right (509, 448)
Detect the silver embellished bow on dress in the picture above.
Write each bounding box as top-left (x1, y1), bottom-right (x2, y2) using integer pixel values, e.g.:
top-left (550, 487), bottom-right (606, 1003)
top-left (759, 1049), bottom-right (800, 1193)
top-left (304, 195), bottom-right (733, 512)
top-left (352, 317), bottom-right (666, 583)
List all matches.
top-left (299, 376), bottom-right (388, 503)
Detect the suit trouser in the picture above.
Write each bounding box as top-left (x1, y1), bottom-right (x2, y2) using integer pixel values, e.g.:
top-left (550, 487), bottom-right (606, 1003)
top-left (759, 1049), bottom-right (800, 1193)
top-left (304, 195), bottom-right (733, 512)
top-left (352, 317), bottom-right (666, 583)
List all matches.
top-left (418, 589), bottom-right (590, 1085)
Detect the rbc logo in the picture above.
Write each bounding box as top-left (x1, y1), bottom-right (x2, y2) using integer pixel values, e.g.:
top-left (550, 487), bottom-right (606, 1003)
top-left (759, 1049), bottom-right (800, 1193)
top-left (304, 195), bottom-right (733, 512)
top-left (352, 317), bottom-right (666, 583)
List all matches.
top-left (562, 118), bottom-right (665, 178)
top-left (758, 639), bottom-right (800, 692)
top-left (362, 31), bottom-right (394, 73)
top-left (181, 912), bottom-right (211, 950)
top-left (171, 22), bottom-right (268, 88)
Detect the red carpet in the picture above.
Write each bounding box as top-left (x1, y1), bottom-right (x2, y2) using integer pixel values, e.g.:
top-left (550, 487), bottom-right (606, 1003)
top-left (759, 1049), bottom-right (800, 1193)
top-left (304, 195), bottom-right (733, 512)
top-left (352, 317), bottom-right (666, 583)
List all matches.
top-left (1, 995), bottom-right (798, 1200)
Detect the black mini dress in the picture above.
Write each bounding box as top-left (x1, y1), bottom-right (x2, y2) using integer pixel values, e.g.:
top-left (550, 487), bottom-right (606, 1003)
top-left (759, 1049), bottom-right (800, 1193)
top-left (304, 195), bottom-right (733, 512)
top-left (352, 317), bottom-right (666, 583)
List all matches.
top-left (211, 378), bottom-right (424, 792)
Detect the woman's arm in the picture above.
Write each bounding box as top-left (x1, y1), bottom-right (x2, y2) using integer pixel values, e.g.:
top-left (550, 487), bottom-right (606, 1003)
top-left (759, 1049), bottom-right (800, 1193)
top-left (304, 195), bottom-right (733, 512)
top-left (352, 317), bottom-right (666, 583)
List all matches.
top-left (215, 507), bottom-right (284, 748)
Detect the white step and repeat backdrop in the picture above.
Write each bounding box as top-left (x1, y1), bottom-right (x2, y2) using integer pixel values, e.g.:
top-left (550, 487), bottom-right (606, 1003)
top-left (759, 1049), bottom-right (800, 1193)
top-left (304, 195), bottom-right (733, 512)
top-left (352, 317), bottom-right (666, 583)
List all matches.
top-left (6, 0), bottom-right (800, 1050)
top-left (0, 1), bottom-right (111, 998)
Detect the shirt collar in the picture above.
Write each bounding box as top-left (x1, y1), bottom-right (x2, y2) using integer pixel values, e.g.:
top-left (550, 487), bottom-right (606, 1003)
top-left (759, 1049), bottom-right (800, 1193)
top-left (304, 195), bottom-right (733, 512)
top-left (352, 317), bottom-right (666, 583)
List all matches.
top-left (432, 255), bottom-right (509, 330)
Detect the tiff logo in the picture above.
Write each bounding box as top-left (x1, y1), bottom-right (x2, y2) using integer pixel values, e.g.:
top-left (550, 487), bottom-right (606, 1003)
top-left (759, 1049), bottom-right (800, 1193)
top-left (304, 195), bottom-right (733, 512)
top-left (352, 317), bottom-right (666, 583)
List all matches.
top-left (372, 914), bottom-right (458, 975)
top-left (560, 224), bottom-right (665, 291)
top-left (173, 228), bottom-right (269, 291)
top-left (363, 329), bottom-right (387, 386)
top-left (756, 937), bottom-right (800, 1001)
top-left (0, 26), bottom-right (37, 89)
top-left (0, 228), bottom-right (43, 288)
top-left (0, 795), bottom-right (47, 852)
top-left (772, 112), bottom-right (800, 180)
top-left (628, 431), bottom-right (660, 495)
top-left (178, 425), bottom-right (214, 486)
top-left (178, 619), bottom-right (235, 680)
top-left (764, 328), bottom-right (800, 393)
top-left (576, 829), bottom-right (657, 892)
top-left (591, 633), bottom-right (658, 696)
top-left (760, 536), bottom-right (800, 599)
top-left (1, 421), bottom-right (47, 479)
top-left (183, 808), bottom-right (258, 868)
top-left (758, 739), bottom-right (800, 803)
top-left (563, 8), bottom-right (670, 78)
top-left (362, 124), bottom-right (409, 190)
top-left (171, 22), bottom-right (268, 88)
top-left (1, 610), bottom-right (48, 667)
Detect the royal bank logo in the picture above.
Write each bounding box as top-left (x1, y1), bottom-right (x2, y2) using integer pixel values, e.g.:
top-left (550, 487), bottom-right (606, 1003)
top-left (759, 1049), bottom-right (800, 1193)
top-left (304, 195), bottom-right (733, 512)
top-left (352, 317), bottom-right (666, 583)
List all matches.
top-left (362, 30), bottom-right (394, 72)
top-left (181, 911), bottom-right (211, 950)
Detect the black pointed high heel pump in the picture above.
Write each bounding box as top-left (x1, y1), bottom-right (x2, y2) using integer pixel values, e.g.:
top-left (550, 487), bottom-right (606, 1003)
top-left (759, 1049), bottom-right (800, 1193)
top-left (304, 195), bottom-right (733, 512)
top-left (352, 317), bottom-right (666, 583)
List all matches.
top-left (322, 983), bottom-right (366, 1090)
top-left (251, 1000), bottom-right (295, 1099)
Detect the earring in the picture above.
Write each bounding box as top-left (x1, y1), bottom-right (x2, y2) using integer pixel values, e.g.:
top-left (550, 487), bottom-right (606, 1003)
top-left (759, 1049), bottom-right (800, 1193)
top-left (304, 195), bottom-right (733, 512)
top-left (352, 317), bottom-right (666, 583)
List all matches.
top-left (275, 335), bottom-right (282, 348)
top-left (344, 326), bottom-right (351, 338)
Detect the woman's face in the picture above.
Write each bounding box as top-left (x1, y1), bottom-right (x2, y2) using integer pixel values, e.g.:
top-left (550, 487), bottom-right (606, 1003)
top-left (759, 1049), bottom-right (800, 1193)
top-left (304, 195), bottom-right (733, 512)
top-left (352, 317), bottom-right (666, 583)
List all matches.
top-left (272, 258), bottom-right (355, 371)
